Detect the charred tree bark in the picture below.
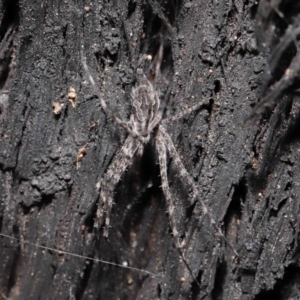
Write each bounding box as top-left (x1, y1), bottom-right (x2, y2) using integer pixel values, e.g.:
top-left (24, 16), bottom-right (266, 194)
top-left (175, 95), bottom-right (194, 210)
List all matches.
top-left (1, 0), bottom-right (300, 299)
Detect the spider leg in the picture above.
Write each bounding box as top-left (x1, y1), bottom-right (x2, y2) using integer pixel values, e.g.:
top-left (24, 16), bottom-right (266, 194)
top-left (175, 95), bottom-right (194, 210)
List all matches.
top-left (162, 101), bottom-right (207, 125)
top-left (81, 52), bottom-right (145, 142)
top-left (148, 113), bottom-right (163, 134)
top-left (97, 135), bottom-right (143, 237)
top-left (155, 131), bottom-right (180, 243)
top-left (156, 129), bottom-right (201, 285)
top-left (159, 126), bottom-right (239, 256)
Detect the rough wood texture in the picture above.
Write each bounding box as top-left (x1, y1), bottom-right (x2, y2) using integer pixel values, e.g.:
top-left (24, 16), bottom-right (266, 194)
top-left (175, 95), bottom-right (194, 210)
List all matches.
top-left (1, 0), bottom-right (300, 299)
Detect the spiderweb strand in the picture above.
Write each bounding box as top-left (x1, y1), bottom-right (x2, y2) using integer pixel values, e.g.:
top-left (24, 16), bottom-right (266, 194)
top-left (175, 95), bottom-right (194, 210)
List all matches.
top-left (0, 233), bottom-right (158, 277)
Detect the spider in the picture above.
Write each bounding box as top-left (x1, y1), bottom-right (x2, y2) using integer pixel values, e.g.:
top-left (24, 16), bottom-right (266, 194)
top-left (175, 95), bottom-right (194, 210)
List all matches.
top-left (81, 51), bottom-right (233, 259)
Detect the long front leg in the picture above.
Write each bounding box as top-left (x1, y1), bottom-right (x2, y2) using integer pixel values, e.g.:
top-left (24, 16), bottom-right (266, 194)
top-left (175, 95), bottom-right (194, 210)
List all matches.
top-left (81, 53), bottom-right (145, 142)
top-left (97, 136), bottom-right (143, 237)
top-left (162, 101), bottom-right (207, 125)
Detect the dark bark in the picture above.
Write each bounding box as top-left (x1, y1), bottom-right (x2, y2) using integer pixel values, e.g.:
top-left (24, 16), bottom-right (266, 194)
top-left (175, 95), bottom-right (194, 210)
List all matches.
top-left (1, 0), bottom-right (300, 299)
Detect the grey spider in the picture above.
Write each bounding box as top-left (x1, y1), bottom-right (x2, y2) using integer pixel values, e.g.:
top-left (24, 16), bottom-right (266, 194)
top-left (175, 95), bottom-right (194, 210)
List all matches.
top-left (81, 52), bottom-right (231, 256)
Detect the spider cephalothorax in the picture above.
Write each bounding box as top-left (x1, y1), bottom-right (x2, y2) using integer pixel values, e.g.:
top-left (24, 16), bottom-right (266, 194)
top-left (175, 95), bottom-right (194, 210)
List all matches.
top-left (130, 68), bottom-right (161, 142)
